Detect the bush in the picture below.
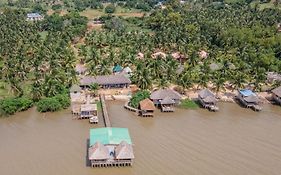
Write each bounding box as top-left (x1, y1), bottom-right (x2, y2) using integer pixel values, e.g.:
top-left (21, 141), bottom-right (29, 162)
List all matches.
top-left (36, 94), bottom-right (70, 112)
top-left (179, 99), bottom-right (199, 109)
top-left (105, 4), bottom-right (116, 14)
top-left (54, 94), bottom-right (70, 109)
top-left (0, 97), bottom-right (33, 116)
top-left (129, 90), bottom-right (150, 108)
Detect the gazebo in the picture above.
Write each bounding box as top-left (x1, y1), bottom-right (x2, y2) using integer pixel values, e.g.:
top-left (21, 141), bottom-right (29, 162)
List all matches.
top-left (198, 89), bottom-right (219, 111)
top-left (88, 141), bottom-right (110, 166)
top-left (160, 96), bottom-right (175, 112)
top-left (150, 88), bottom-right (182, 106)
top-left (237, 89), bottom-right (262, 111)
top-left (272, 86), bottom-right (281, 105)
top-left (139, 98), bottom-right (155, 117)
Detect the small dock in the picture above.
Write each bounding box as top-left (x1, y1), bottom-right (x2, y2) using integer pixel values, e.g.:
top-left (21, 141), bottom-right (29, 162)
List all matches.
top-left (100, 95), bottom-right (111, 127)
top-left (161, 106), bottom-right (175, 112)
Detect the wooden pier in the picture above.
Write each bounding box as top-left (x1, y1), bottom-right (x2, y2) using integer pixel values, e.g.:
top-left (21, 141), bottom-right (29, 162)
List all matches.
top-left (100, 95), bottom-right (111, 127)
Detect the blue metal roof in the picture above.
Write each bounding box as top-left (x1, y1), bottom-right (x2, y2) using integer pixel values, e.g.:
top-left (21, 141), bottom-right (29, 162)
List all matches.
top-left (239, 89), bottom-right (254, 97)
top-left (27, 13), bottom-right (42, 18)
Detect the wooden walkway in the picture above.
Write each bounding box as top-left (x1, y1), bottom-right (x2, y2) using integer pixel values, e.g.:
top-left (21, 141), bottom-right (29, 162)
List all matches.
top-left (100, 95), bottom-right (111, 127)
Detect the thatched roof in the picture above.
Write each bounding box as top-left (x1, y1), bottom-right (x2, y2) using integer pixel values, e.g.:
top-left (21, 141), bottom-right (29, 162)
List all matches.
top-left (209, 63), bottom-right (221, 71)
top-left (150, 89), bottom-right (182, 100)
top-left (199, 50), bottom-right (208, 59)
top-left (267, 72), bottom-right (281, 82)
top-left (160, 96), bottom-right (175, 104)
top-left (81, 104), bottom-right (97, 111)
top-left (70, 84), bottom-right (82, 93)
top-left (198, 89), bottom-right (215, 99)
top-left (88, 141), bottom-right (110, 160)
top-left (137, 52), bottom-right (144, 59)
top-left (272, 86), bottom-right (281, 97)
top-left (176, 65), bottom-right (184, 74)
top-left (139, 98), bottom-right (155, 111)
top-left (198, 89), bottom-right (216, 103)
top-left (115, 141), bottom-right (134, 160)
top-left (80, 75), bottom-right (131, 86)
top-left (75, 64), bottom-right (87, 73)
top-left (152, 52), bottom-right (167, 59)
top-left (244, 94), bottom-right (259, 103)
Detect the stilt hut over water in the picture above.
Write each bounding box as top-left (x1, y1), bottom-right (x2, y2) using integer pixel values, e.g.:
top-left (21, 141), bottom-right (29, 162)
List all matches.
top-left (160, 96), bottom-right (175, 112)
top-left (150, 89), bottom-right (182, 112)
top-left (80, 103), bottom-right (97, 119)
top-left (139, 98), bottom-right (155, 117)
top-left (272, 86), bottom-right (281, 105)
top-left (88, 128), bottom-right (134, 167)
top-left (198, 89), bottom-right (219, 111)
top-left (237, 89), bottom-right (262, 111)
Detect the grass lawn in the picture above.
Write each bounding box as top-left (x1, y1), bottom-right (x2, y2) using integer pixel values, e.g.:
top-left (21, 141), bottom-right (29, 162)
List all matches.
top-left (80, 6), bottom-right (144, 19)
top-left (179, 99), bottom-right (199, 109)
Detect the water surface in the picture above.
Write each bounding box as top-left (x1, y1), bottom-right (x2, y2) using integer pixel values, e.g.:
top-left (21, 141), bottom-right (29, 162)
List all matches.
top-left (0, 102), bottom-right (281, 175)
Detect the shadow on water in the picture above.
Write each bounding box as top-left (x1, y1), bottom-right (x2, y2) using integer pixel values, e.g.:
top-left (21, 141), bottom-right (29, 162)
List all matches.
top-left (86, 138), bottom-right (91, 167)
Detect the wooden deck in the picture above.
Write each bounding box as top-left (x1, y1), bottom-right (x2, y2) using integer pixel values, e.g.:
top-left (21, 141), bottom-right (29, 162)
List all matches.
top-left (161, 106), bottom-right (175, 112)
top-left (100, 94), bottom-right (111, 127)
top-left (91, 160), bottom-right (133, 167)
top-left (236, 96), bottom-right (262, 112)
top-left (198, 98), bottom-right (219, 112)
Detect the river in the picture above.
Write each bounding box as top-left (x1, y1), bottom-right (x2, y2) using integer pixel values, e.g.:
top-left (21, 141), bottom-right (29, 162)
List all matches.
top-left (0, 101), bottom-right (281, 175)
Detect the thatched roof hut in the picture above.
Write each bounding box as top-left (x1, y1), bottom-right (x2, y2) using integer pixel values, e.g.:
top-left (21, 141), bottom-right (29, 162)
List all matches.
top-left (160, 96), bottom-right (175, 105)
top-left (152, 52), bottom-right (167, 59)
top-left (150, 89), bottom-right (181, 101)
top-left (244, 95), bottom-right (259, 103)
top-left (199, 50), bottom-right (208, 59)
top-left (139, 98), bottom-right (155, 111)
top-left (150, 88), bottom-right (182, 105)
top-left (75, 64), bottom-right (87, 75)
top-left (198, 89), bottom-right (216, 101)
top-left (115, 141), bottom-right (134, 160)
top-left (88, 141), bottom-right (110, 160)
top-left (198, 89), bottom-right (218, 111)
top-left (70, 84), bottom-right (82, 93)
top-left (272, 86), bottom-right (281, 97)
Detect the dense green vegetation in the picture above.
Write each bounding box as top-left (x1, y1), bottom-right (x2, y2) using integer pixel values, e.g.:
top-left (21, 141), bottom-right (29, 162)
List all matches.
top-left (81, 1), bottom-right (281, 92)
top-left (36, 94), bottom-right (70, 112)
top-left (0, 9), bottom-right (82, 115)
top-left (1, 0), bottom-right (281, 115)
top-left (130, 90), bottom-right (151, 108)
top-left (0, 97), bottom-right (33, 116)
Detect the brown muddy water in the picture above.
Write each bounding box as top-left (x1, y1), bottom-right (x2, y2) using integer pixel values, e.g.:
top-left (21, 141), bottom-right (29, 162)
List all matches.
top-left (0, 102), bottom-right (281, 175)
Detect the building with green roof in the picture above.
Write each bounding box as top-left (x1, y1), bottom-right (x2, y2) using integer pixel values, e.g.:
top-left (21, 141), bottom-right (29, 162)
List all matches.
top-left (90, 127), bottom-right (132, 146)
top-left (113, 65), bottom-right (123, 73)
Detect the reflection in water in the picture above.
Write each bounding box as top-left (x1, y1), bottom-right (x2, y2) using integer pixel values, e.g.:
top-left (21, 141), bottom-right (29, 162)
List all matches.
top-left (0, 102), bottom-right (281, 175)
